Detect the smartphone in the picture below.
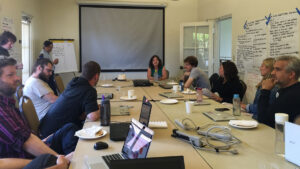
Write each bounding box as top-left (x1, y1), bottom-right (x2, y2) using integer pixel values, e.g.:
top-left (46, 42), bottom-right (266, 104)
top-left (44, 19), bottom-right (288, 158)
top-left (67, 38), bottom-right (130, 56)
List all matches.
top-left (215, 108), bottom-right (230, 111)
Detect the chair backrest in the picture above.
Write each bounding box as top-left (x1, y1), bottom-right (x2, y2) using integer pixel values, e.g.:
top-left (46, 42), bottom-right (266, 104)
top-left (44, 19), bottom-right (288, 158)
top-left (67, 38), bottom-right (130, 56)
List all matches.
top-left (240, 80), bottom-right (247, 100)
top-left (209, 73), bottom-right (219, 89)
top-left (165, 69), bottom-right (170, 79)
top-left (55, 74), bottom-right (65, 94)
top-left (19, 96), bottom-right (40, 135)
top-left (15, 84), bottom-right (24, 102)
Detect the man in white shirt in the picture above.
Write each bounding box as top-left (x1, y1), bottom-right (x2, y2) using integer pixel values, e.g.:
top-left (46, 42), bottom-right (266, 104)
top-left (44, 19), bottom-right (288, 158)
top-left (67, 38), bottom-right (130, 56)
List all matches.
top-left (23, 58), bottom-right (58, 120)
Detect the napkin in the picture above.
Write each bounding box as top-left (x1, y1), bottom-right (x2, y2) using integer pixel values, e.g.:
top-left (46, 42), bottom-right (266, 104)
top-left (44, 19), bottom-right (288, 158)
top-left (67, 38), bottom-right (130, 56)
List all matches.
top-left (75, 125), bottom-right (103, 138)
top-left (229, 120), bottom-right (258, 127)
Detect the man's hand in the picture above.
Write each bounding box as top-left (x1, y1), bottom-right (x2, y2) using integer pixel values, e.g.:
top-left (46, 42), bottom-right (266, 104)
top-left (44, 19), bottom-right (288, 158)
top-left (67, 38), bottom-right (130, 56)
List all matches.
top-left (262, 78), bottom-right (276, 90)
top-left (53, 58), bottom-right (59, 65)
top-left (56, 155), bottom-right (69, 168)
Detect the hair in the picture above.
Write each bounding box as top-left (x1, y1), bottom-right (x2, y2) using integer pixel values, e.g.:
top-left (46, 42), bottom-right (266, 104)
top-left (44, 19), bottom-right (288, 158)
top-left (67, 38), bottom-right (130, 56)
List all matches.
top-left (221, 60), bottom-right (239, 82)
top-left (81, 61), bottom-right (101, 80)
top-left (276, 56), bottom-right (300, 80)
top-left (0, 31), bottom-right (17, 45)
top-left (0, 58), bottom-right (17, 76)
top-left (257, 57), bottom-right (275, 88)
top-left (184, 56), bottom-right (198, 67)
top-left (43, 40), bottom-right (53, 48)
top-left (32, 58), bottom-right (53, 74)
top-left (149, 55), bottom-right (163, 69)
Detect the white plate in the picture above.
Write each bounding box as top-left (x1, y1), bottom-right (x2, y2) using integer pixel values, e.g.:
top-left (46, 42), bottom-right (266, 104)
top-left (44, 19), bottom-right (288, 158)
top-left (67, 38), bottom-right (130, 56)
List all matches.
top-left (75, 127), bottom-right (107, 139)
top-left (167, 82), bottom-right (178, 85)
top-left (101, 84), bottom-right (113, 87)
top-left (120, 96), bottom-right (137, 101)
top-left (160, 99), bottom-right (178, 104)
top-left (229, 120), bottom-right (258, 129)
top-left (182, 91), bottom-right (197, 95)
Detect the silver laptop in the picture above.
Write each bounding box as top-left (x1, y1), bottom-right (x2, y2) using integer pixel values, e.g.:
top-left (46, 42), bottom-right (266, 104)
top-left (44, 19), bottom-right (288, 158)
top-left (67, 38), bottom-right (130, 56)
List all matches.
top-left (285, 122), bottom-right (300, 166)
top-left (159, 92), bottom-right (183, 98)
top-left (203, 111), bottom-right (236, 121)
top-left (86, 118), bottom-right (154, 169)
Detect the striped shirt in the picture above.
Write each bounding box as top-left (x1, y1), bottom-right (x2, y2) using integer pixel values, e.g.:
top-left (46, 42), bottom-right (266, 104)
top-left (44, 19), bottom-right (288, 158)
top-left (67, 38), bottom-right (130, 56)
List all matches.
top-left (0, 95), bottom-right (32, 158)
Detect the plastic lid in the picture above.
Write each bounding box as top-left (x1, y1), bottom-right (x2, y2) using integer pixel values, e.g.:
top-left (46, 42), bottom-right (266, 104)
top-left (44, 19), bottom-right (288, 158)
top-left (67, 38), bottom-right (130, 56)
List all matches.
top-left (233, 94), bottom-right (239, 98)
top-left (275, 113), bottom-right (289, 124)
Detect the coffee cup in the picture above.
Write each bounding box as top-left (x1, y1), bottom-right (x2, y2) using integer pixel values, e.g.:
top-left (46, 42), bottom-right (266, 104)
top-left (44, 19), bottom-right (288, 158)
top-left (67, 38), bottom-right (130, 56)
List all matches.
top-left (185, 101), bottom-right (193, 114)
top-left (128, 90), bottom-right (135, 98)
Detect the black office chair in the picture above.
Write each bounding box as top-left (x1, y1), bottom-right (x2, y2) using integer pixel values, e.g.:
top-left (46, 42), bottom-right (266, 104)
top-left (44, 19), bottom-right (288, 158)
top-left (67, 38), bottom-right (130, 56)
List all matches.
top-left (209, 73), bottom-right (219, 89)
top-left (239, 80), bottom-right (247, 100)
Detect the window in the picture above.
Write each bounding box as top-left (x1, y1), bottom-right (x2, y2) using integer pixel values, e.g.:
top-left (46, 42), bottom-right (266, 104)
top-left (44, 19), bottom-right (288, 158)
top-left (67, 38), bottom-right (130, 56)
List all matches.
top-left (218, 18), bottom-right (232, 61)
top-left (21, 15), bottom-right (31, 83)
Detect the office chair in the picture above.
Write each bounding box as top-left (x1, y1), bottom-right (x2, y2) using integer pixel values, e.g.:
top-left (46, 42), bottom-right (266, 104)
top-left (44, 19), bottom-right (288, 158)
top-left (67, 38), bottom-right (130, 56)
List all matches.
top-left (54, 74), bottom-right (65, 94)
top-left (165, 69), bottom-right (170, 79)
top-left (19, 96), bottom-right (40, 136)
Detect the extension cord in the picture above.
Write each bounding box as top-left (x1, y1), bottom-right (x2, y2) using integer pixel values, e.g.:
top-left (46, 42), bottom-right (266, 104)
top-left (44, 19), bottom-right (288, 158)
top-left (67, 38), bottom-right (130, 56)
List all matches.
top-left (197, 130), bottom-right (232, 141)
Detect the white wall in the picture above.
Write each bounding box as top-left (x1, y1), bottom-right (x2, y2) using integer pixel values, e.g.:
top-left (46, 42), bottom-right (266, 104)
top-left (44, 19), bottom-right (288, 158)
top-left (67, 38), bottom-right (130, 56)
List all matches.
top-left (0, 0), bottom-right (41, 70)
top-left (39, 0), bottom-right (199, 84)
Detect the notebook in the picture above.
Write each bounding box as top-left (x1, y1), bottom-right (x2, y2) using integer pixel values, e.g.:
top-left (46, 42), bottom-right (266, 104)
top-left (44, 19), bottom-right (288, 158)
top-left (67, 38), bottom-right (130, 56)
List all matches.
top-left (159, 92), bottom-right (183, 98)
top-left (110, 156), bottom-right (185, 169)
top-left (86, 118), bottom-right (154, 169)
top-left (285, 122), bottom-right (300, 166)
top-left (110, 96), bottom-right (152, 141)
top-left (203, 111), bottom-right (236, 121)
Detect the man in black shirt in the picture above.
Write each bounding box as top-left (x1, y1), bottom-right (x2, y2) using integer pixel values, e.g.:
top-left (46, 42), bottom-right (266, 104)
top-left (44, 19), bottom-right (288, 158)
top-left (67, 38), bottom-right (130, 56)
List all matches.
top-left (40, 61), bottom-right (101, 136)
top-left (258, 56), bottom-right (300, 128)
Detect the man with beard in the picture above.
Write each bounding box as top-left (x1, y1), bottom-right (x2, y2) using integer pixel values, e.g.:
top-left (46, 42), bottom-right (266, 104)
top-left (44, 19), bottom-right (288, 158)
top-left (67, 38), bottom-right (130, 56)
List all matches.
top-left (23, 58), bottom-right (58, 120)
top-left (258, 56), bottom-right (300, 128)
top-left (0, 58), bottom-right (75, 168)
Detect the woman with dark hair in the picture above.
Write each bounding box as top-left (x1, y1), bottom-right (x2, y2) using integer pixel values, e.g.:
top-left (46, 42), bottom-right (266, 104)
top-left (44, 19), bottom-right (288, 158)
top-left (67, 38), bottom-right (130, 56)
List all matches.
top-left (210, 60), bottom-right (244, 103)
top-left (147, 55), bottom-right (167, 81)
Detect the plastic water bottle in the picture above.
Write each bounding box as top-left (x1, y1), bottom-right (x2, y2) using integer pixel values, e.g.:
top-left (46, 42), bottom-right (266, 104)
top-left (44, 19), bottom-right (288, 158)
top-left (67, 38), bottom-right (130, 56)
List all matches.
top-left (232, 94), bottom-right (241, 116)
top-left (179, 80), bottom-right (184, 92)
top-left (100, 97), bottom-right (111, 126)
top-left (274, 113), bottom-right (289, 157)
top-left (196, 88), bottom-right (203, 102)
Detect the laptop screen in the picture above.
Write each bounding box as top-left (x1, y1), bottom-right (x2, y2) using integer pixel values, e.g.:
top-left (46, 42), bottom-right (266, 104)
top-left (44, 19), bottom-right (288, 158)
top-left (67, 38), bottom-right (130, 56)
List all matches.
top-left (139, 96), bottom-right (152, 126)
top-left (121, 119), bottom-right (154, 159)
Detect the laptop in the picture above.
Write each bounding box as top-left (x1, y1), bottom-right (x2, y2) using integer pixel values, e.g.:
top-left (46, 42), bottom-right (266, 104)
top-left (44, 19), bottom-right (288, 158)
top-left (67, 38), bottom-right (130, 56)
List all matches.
top-left (285, 122), bottom-right (300, 166)
top-left (133, 79), bottom-right (153, 87)
top-left (203, 111), bottom-right (236, 121)
top-left (110, 96), bottom-right (152, 141)
top-left (159, 92), bottom-right (183, 99)
top-left (110, 156), bottom-right (185, 169)
top-left (86, 118), bottom-right (154, 169)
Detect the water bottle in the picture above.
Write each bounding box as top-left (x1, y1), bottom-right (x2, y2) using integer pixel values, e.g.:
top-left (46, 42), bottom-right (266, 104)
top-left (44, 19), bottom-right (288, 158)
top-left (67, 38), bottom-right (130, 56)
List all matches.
top-left (179, 80), bottom-right (184, 92)
top-left (196, 88), bottom-right (203, 102)
top-left (100, 98), bottom-right (111, 126)
top-left (154, 72), bottom-right (159, 81)
top-left (274, 113), bottom-right (289, 157)
top-left (232, 94), bottom-right (241, 116)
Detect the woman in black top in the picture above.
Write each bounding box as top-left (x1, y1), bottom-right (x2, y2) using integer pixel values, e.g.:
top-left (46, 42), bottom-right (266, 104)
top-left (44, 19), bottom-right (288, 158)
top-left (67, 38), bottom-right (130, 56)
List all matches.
top-left (210, 61), bottom-right (244, 103)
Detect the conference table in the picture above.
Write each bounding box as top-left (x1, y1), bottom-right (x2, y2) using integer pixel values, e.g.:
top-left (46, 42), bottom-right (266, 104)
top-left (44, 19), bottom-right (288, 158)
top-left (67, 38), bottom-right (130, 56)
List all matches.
top-left (70, 80), bottom-right (299, 169)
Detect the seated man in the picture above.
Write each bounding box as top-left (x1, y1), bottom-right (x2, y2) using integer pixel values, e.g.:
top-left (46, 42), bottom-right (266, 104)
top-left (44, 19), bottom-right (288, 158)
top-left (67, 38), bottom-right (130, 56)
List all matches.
top-left (0, 58), bottom-right (77, 161)
top-left (40, 61), bottom-right (101, 137)
top-left (0, 154), bottom-right (69, 169)
top-left (258, 56), bottom-right (300, 128)
top-left (23, 58), bottom-right (58, 121)
top-left (182, 56), bottom-right (211, 90)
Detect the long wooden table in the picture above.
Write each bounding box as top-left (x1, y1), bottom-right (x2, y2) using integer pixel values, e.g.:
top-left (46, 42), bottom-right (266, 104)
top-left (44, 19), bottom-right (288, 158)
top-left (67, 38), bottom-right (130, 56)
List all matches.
top-left (70, 80), bottom-right (299, 169)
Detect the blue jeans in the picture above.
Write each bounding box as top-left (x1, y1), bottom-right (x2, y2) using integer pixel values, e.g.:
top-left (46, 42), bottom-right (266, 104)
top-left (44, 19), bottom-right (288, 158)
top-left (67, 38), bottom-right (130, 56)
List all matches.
top-left (45, 123), bottom-right (79, 155)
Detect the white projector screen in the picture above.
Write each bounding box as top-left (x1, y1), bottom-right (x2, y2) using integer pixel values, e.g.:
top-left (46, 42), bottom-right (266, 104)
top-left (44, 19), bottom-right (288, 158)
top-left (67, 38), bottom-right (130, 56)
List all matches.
top-left (80, 6), bottom-right (164, 72)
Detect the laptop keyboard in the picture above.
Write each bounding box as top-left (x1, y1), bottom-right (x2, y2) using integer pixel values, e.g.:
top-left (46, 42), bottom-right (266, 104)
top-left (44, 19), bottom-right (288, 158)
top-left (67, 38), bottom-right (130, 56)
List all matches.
top-left (102, 154), bottom-right (123, 168)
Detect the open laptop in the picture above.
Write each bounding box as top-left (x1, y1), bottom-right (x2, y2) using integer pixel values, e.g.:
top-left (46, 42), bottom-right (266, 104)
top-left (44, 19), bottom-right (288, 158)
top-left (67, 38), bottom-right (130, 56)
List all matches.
top-left (110, 96), bottom-right (152, 141)
top-left (285, 122), bottom-right (300, 166)
top-left (159, 92), bottom-right (183, 99)
top-left (203, 111), bottom-right (236, 121)
top-left (110, 156), bottom-right (185, 169)
top-left (86, 118), bottom-right (154, 169)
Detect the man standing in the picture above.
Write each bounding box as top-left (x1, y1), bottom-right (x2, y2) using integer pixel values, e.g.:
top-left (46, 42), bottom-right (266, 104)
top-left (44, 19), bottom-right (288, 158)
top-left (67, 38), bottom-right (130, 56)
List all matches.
top-left (258, 56), bottom-right (300, 128)
top-left (40, 40), bottom-right (59, 95)
top-left (40, 61), bottom-right (101, 137)
top-left (23, 58), bottom-right (57, 121)
top-left (0, 58), bottom-right (76, 163)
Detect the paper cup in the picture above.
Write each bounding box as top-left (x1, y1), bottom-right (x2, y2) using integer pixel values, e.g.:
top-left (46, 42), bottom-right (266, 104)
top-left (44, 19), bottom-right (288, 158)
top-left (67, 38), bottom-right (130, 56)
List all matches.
top-left (275, 113), bottom-right (289, 124)
top-left (185, 101), bottom-right (193, 114)
top-left (128, 90), bottom-right (135, 98)
top-left (173, 85), bottom-right (179, 93)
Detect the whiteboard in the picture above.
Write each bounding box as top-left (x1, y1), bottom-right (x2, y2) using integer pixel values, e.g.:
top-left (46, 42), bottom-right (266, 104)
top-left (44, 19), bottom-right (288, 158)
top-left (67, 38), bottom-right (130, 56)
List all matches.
top-left (51, 40), bottom-right (78, 73)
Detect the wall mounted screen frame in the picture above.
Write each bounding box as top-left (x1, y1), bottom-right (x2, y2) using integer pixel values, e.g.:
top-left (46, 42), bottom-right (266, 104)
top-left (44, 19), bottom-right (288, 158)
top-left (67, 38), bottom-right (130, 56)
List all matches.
top-left (79, 5), bottom-right (165, 72)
